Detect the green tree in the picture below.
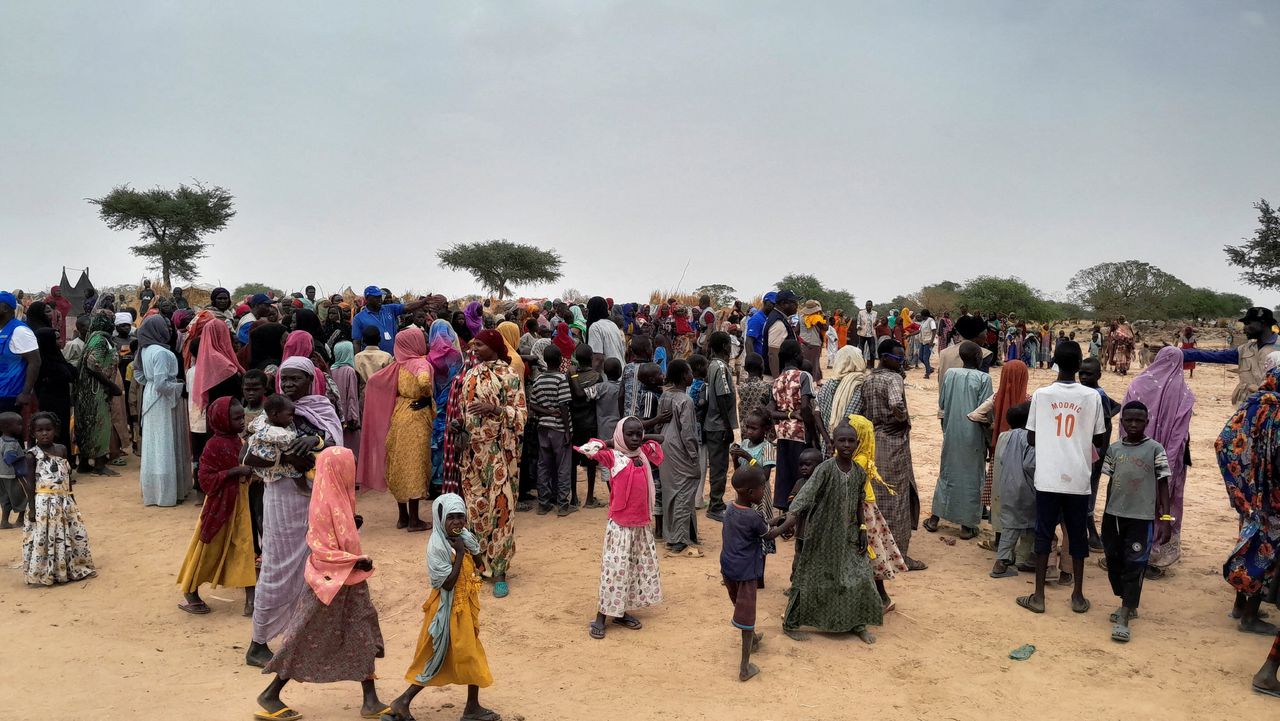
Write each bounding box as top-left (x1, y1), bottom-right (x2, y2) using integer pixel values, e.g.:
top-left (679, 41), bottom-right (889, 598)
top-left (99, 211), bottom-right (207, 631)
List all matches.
top-left (1167, 286), bottom-right (1252, 320)
top-left (437, 239), bottom-right (563, 298)
top-left (88, 182), bottom-right (235, 286)
top-left (232, 283), bottom-right (283, 300)
top-left (777, 274), bottom-right (855, 315)
top-left (1224, 199), bottom-right (1280, 291)
top-left (1066, 261), bottom-right (1180, 319)
top-left (695, 284), bottom-right (738, 307)
top-left (957, 276), bottom-right (1049, 320)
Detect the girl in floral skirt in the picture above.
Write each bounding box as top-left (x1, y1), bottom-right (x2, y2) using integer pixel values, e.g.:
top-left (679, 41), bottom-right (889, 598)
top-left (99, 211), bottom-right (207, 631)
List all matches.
top-left (23, 412), bottom-right (96, 586)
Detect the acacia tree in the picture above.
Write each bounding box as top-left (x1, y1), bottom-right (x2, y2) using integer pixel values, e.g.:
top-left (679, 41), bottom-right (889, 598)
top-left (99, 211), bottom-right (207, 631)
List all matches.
top-left (88, 182), bottom-right (235, 286)
top-left (437, 239), bottom-right (563, 298)
top-left (695, 284), bottom-right (738, 306)
top-left (957, 276), bottom-right (1048, 320)
top-left (1067, 261), bottom-right (1179, 319)
top-left (1224, 199), bottom-right (1280, 291)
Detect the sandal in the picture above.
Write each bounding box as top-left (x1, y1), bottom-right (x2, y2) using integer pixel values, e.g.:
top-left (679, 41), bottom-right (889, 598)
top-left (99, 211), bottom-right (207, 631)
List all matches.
top-left (177, 601), bottom-right (212, 615)
top-left (1110, 624), bottom-right (1131, 643)
top-left (666, 546), bottom-right (705, 558)
top-left (588, 620), bottom-right (606, 640)
top-left (110, 457), bottom-right (128, 466)
top-left (362, 708), bottom-right (392, 719)
top-left (1071, 597), bottom-right (1091, 614)
top-left (254, 708), bottom-right (303, 720)
top-left (584, 499), bottom-right (607, 509)
top-left (922, 517), bottom-right (939, 533)
top-left (493, 581), bottom-right (509, 599)
top-left (904, 557), bottom-right (928, 571)
top-left (957, 527), bottom-right (978, 541)
top-left (1109, 609), bottom-right (1139, 623)
top-left (612, 613), bottom-right (643, 630)
top-left (1016, 595), bottom-right (1045, 614)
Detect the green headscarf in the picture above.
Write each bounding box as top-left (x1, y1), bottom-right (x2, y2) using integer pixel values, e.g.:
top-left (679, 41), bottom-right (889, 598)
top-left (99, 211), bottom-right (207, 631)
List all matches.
top-left (332, 340), bottom-right (355, 369)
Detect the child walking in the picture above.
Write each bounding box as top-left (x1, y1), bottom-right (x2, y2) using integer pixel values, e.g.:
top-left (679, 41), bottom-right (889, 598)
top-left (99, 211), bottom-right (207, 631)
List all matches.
top-left (1100, 401), bottom-right (1171, 642)
top-left (990, 402), bottom-right (1036, 578)
top-left (382, 494), bottom-right (499, 721)
top-left (729, 408), bottom-right (778, 563)
top-left (22, 412), bottom-right (97, 586)
top-left (658, 360), bottom-right (702, 557)
top-left (576, 417), bottom-right (665, 640)
top-left (721, 465), bottom-right (786, 681)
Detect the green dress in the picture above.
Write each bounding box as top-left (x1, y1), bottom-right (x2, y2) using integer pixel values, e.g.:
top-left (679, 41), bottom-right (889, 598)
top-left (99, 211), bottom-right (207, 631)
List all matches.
top-left (783, 458), bottom-right (884, 632)
top-left (73, 327), bottom-right (115, 459)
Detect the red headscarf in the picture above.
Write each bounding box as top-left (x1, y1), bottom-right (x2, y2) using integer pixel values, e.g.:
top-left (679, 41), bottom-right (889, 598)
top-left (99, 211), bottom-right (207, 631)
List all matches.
top-left (356, 327), bottom-right (431, 493)
top-left (474, 329), bottom-right (511, 364)
top-left (191, 319), bottom-right (243, 410)
top-left (552, 323), bottom-right (576, 361)
top-left (49, 285), bottom-right (71, 318)
top-left (279, 330), bottom-right (326, 396)
top-left (305, 447), bottom-right (372, 605)
top-left (991, 360), bottom-right (1030, 443)
top-left (196, 397), bottom-right (244, 544)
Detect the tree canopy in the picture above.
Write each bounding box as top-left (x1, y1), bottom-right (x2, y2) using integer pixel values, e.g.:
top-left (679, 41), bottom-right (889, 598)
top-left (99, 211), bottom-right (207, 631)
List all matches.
top-left (1224, 199), bottom-right (1280, 291)
top-left (956, 276), bottom-right (1050, 320)
top-left (1068, 260), bottom-right (1249, 321)
top-left (88, 182), bottom-right (235, 286)
top-left (437, 239), bottom-right (563, 298)
top-left (232, 283), bottom-right (283, 300)
top-left (695, 284), bottom-right (738, 307)
top-left (776, 274), bottom-right (855, 315)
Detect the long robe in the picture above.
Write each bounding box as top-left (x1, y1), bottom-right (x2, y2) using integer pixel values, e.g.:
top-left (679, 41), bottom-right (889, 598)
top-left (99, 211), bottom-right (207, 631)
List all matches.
top-left (138, 345), bottom-right (194, 507)
top-left (851, 369), bottom-right (919, 555)
top-left (932, 367), bottom-right (992, 528)
top-left (783, 458), bottom-right (883, 632)
top-left (458, 361), bottom-right (527, 578)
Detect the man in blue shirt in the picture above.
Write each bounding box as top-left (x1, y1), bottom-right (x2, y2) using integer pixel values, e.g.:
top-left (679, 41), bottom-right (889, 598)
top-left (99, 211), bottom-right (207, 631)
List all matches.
top-left (745, 292), bottom-right (775, 358)
top-left (351, 285), bottom-right (434, 353)
top-left (0, 292), bottom-right (39, 416)
top-left (1181, 307), bottom-right (1278, 404)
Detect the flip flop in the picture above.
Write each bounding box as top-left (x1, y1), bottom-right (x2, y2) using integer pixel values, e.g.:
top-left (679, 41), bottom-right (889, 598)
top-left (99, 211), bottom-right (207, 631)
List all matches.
top-left (378, 713), bottom-right (415, 721)
top-left (922, 518), bottom-right (939, 533)
top-left (493, 581), bottom-right (509, 599)
top-left (254, 708), bottom-right (303, 720)
top-left (882, 600), bottom-right (897, 614)
top-left (612, 614), bottom-right (643, 630)
top-left (1016, 595), bottom-right (1045, 614)
top-left (588, 620), bottom-right (606, 639)
top-left (460, 711), bottom-right (501, 721)
top-left (110, 457), bottom-right (128, 466)
top-left (905, 558), bottom-right (928, 571)
top-left (977, 538), bottom-right (997, 552)
top-left (989, 566), bottom-right (1019, 578)
top-left (666, 546), bottom-right (704, 558)
top-left (1252, 684), bottom-right (1280, 699)
top-left (1071, 597), bottom-right (1092, 614)
top-left (1110, 624), bottom-right (1131, 643)
top-left (177, 601), bottom-right (211, 615)
top-left (957, 528), bottom-right (978, 540)
top-left (361, 708), bottom-right (392, 719)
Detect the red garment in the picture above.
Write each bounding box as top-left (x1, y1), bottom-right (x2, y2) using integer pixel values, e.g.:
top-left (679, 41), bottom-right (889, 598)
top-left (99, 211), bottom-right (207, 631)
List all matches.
top-left (990, 360), bottom-right (1030, 444)
top-left (440, 355), bottom-right (478, 497)
top-left (552, 323), bottom-right (577, 360)
top-left (192, 319), bottom-right (243, 410)
top-left (196, 397), bottom-right (245, 544)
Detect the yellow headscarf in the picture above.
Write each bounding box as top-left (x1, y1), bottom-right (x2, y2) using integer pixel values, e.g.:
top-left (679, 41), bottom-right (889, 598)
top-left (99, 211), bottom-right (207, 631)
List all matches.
top-left (848, 413), bottom-right (893, 503)
top-left (496, 321), bottom-right (525, 382)
top-left (901, 307), bottom-right (913, 328)
top-left (826, 346), bottom-right (868, 436)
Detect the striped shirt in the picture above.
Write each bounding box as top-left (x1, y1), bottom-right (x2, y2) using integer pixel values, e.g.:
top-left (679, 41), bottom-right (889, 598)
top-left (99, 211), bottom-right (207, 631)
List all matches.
top-left (529, 371), bottom-right (572, 431)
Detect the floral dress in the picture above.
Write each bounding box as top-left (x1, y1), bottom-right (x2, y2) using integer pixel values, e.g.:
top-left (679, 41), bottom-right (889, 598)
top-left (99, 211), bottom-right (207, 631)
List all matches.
top-left (458, 360), bottom-right (527, 578)
top-left (23, 446), bottom-right (96, 586)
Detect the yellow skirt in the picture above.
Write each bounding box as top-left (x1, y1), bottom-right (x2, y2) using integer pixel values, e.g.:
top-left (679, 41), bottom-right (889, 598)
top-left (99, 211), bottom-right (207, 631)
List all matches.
top-left (405, 555), bottom-right (493, 688)
top-left (175, 483), bottom-right (257, 593)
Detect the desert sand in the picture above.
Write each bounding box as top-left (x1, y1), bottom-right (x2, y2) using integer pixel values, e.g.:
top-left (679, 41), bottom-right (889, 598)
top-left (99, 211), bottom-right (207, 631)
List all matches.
top-left (3, 357), bottom-right (1277, 721)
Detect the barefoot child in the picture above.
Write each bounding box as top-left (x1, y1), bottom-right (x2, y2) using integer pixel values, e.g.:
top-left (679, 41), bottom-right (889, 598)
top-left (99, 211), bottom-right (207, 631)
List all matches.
top-left (247, 394), bottom-right (314, 497)
top-left (382, 493), bottom-right (500, 721)
top-left (256, 447), bottom-right (385, 720)
top-left (1, 412), bottom-right (28, 529)
top-left (576, 417), bottom-right (665, 640)
top-left (730, 408), bottom-right (777, 562)
top-left (990, 402), bottom-right (1035, 578)
top-left (1100, 401), bottom-right (1171, 643)
top-left (22, 412), bottom-right (97, 586)
top-left (773, 419), bottom-right (883, 643)
top-left (658, 360), bottom-right (701, 557)
top-left (721, 465), bottom-right (786, 681)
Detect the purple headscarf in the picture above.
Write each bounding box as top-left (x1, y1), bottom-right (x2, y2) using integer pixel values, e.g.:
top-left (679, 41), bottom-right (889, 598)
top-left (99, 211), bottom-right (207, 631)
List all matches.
top-left (1121, 345), bottom-right (1195, 534)
top-left (280, 356), bottom-right (345, 443)
top-left (464, 301), bottom-right (484, 337)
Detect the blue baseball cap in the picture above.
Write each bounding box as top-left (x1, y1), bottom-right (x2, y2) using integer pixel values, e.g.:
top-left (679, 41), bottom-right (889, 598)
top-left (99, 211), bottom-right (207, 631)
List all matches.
top-left (249, 293), bottom-right (274, 306)
top-left (775, 290), bottom-right (799, 303)
top-left (363, 285), bottom-right (384, 298)
top-left (762, 292), bottom-right (778, 304)
top-left (0, 291), bottom-right (15, 310)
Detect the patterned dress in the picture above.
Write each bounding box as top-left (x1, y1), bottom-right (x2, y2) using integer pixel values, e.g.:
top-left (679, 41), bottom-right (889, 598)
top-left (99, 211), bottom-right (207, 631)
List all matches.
top-left (783, 458), bottom-right (883, 632)
top-left (264, 582), bottom-right (384, 682)
top-left (458, 360), bottom-right (527, 578)
top-left (736, 377), bottom-right (773, 430)
top-left (73, 328), bottom-right (115, 460)
top-left (851, 369), bottom-right (919, 556)
top-left (23, 446), bottom-right (96, 586)
top-left (386, 367), bottom-right (433, 502)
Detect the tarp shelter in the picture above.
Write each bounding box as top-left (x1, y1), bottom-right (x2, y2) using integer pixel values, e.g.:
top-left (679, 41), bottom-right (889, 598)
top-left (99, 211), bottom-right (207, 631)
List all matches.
top-left (59, 267), bottom-right (94, 317)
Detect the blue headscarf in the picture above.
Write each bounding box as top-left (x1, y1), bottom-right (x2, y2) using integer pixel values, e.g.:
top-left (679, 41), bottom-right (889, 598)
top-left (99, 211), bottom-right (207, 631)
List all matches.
top-left (415, 493), bottom-right (480, 684)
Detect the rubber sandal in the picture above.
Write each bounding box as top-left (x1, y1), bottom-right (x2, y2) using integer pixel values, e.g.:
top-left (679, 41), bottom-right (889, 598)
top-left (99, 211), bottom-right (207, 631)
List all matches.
top-left (989, 566), bottom-right (1019, 578)
top-left (460, 711), bottom-right (502, 721)
top-left (379, 712), bottom-right (415, 721)
top-left (1253, 684), bottom-right (1280, 698)
top-left (1110, 624), bottom-right (1131, 643)
top-left (1109, 609), bottom-right (1139, 623)
top-left (362, 707), bottom-right (392, 719)
top-left (666, 546), bottom-right (704, 558)
top-left (612, 614), bottom-right (643, 630)
top-left (922, 518), bottom-right (939, 533)
top-left (905, 558), bottom-right (928, 571)
top-left (493, 581), bottom-right (509, 599)
top-left (588, 620), bottom-right (606, 640)
top-left (177, 602), bottom-right (212, 615)
top-left (110, 457), bottom-right (128, 466)
top-left (977, 538), bottom-right (997, 552)
top-left (957, 528), bottom-right (978, 540)
top-left (1071, 597), bottom-right (1091, 614)
top-left (254, 708), bottom-right (303, 720)
top-left (1016, 595), bottom-right (1045, 614)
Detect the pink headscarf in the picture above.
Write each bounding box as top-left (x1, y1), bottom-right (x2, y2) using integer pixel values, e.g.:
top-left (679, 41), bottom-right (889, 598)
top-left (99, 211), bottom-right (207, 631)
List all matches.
top-left (304, 447), bottom-right (372, 605)
top-left (1121, 345), bottom-right (1194, 479)
top-left (279, 330), bottom-right (326, 396)
top-left (191, 318), bottom-right (244, 410)
top-left (613, 416), bottom-right (659, 516)
top-left (356, 327), bottom-right (431, 493)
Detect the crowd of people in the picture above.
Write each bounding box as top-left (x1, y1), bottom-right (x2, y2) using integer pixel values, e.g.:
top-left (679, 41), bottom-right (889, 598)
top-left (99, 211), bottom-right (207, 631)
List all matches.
top-left (2, 280), bottom-right (1279, 715)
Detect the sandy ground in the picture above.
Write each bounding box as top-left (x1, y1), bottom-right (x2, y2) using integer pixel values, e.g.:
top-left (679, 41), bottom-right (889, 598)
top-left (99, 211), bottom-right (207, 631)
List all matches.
top-left (3, 354), bottom-right (1278, 721)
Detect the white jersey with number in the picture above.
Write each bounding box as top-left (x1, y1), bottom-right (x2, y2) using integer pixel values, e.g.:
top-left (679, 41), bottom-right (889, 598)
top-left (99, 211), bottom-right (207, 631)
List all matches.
top-left (1025, 381), bottom-right (1104, 495)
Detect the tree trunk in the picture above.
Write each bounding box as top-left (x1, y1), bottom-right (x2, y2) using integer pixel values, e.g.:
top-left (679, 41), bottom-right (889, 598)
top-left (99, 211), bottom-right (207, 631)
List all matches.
top-left (162, 260), bottom-right (171, 288)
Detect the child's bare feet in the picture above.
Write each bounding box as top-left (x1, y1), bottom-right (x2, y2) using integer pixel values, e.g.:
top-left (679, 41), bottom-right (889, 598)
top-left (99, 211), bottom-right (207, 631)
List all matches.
top-left (739, 662), bottom-right (760, 682)
top-left (752, 632), bottom-right (763, 651)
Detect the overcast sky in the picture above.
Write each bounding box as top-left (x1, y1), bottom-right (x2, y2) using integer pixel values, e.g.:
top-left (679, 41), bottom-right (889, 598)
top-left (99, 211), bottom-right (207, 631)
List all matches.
top-left (3, 2), bottom-right (1278, 307)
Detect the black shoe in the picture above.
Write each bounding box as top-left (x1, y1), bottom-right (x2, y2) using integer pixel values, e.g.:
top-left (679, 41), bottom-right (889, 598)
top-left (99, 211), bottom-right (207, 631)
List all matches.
top-left (536, 504), bottom-right (553, 516)
top-left (705, 510), bottom-right (725, 522)
top-left (558, 504), bottom-right (579, 517)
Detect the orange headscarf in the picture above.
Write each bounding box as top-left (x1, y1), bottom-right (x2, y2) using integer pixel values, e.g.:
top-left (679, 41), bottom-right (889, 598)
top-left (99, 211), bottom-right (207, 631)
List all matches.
top-left (991, 360), bottom-right (1030, 443)
top-left (304, 447), bottom-right (372, 605)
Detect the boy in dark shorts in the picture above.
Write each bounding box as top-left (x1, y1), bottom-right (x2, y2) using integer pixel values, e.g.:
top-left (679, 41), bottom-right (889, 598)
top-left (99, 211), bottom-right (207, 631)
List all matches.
top-left (1100, 400), bottom-right (1171, 643)
top-left (721, 465), bottom-right (786, 682)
